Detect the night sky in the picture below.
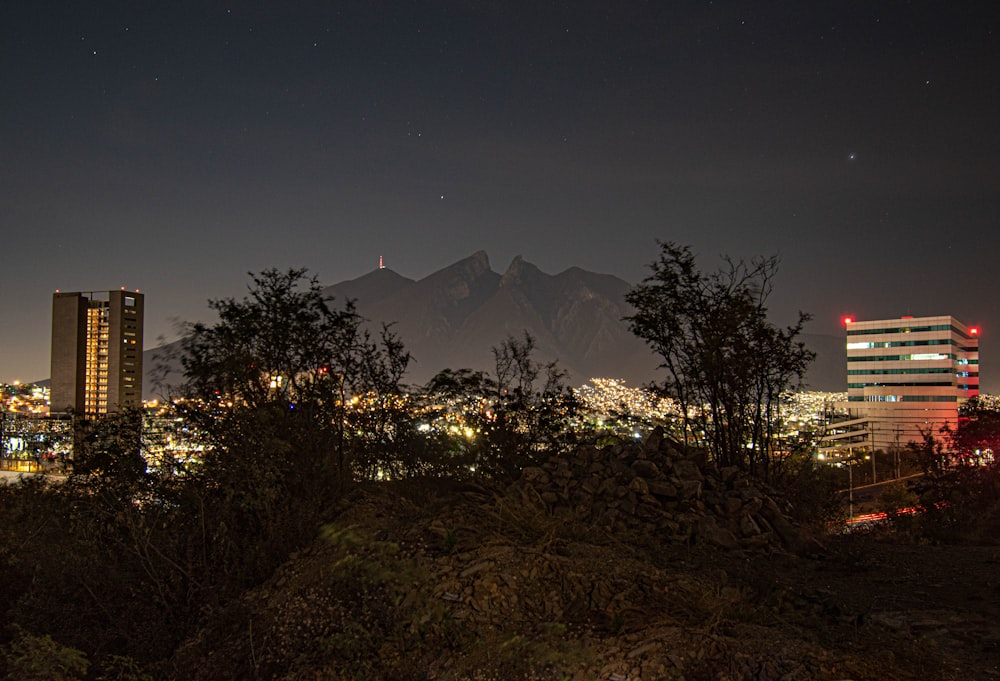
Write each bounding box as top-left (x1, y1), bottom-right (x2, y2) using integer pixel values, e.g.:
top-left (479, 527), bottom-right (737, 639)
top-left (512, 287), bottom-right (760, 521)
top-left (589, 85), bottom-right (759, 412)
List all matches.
top-left (2, 2), bottom-right (998, 390)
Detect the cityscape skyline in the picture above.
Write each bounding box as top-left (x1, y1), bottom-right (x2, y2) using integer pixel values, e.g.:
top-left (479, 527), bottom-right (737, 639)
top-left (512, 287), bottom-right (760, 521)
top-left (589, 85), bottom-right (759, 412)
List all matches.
top-left (2, 3), bottom-right (997, 389)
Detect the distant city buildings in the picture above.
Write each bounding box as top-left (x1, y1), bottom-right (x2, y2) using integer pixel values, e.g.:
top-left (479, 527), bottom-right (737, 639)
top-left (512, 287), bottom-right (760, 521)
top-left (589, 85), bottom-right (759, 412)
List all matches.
top-left (50, 289), bottom-right (144, 414)
top-left (0, 381), bottom-right (49, 415)
top-left (820, 315), bottom-right (979, 455)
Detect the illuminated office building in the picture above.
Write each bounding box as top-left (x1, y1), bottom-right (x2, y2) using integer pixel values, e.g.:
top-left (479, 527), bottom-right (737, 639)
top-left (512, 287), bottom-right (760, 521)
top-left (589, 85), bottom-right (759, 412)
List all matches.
top-left (821, 315), bottom-right (979, 454)
top-left (50, 290), bottom-right (144, 414)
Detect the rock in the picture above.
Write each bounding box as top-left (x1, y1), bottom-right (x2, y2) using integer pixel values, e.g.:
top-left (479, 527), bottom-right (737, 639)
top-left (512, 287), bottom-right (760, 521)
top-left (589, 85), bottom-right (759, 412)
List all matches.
top-left (719, 465), bottom-right (740, 485)
top-left (759, 497), bottom-right (806, 553)
top-left (629, 476), bottom-right (650, 496)
top-left (695, 516), bottom-right (740, 550)
top-left (521, 466), bottom-right (550, 484)
top-left (632, 459), bottom-right (661, 479)
top-left (644, 426), bottom-right (665, 451)
top-left (678, 479), bottom-right (702, 500)
top-left (610, 458), bottom-right (635, 479)
top-left (647, 479), bottom-right (679, 499)
top-left (501, 440), bottom-right (803, 555)
top-left (739, 514), bottom-right (763, 537)
top-left (672, 459), bottom-right (702, 481)
top-left (594, 478), bottom-right (615, 496)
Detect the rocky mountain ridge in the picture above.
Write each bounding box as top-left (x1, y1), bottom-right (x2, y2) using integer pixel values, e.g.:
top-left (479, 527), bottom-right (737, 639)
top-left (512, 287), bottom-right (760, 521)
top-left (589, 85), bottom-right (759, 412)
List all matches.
top-left (320, 252), bottom-right (843, 390)
top-left (143, 252), bottom-right (845, 396)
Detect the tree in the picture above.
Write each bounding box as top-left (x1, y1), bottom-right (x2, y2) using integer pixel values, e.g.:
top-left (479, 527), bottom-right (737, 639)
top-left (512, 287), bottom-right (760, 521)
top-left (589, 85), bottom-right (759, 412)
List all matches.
top-left (625, 242), bottom-right (814, 476)
top-left (424, 333), bottom-right (579, 481)
top-left (949, 397), bottom-right (1000, 465)
top-left (906, 427), bottom-right (1000, 540)
top-left (0, 269), bottom-right (419, 671)
top-left (67, 407), bottom-right (149, 501)
top-left (482, 333), bottom-right (579, 480)
top-left (166, 268), bottom-right (413, 593)
top-left (349, 324), bottom-right (426, 479)
top-left (876, 481), bottom-right (919, 520)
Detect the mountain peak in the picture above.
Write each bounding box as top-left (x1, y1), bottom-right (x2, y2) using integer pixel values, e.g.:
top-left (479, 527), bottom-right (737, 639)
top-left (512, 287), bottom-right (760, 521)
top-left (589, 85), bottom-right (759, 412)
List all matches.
top-left (322, 267), bottom-right (414, 305)
top-left (500, 255), bottom-right (544, 287)
top-left (466, 250), bottom-right (491, 271)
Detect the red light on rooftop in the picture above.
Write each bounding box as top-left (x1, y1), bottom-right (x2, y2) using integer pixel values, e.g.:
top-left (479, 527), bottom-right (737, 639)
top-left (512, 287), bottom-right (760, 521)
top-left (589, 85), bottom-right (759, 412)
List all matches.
top-left (842, 316), bottom-right (854, 326)
top-left (970, 327), bottom-right (980, 335)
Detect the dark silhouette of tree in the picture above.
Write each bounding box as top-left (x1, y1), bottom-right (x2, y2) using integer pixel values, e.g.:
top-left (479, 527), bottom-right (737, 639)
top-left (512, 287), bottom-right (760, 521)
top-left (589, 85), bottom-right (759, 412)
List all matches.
top-left (950, 397), bottom-right (1000, 465)
top-left (178, 268), bottom-right (373, 481)
top-left (0, 269), bottom-right (423, 672)
top-left (625, 241), bottom-right (814, 476)
top-left (424, 333), bottom-right (579, 481)
top-left (167, 268), bottom-right (416, 587)
top-left (907, 426), bottom-right (1000, 541)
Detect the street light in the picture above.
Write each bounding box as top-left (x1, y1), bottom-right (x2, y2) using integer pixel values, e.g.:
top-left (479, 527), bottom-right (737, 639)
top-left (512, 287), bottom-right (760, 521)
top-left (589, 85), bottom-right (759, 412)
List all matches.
top-left (848, 457), bottom-right (854, 521)
top-left (847, 446), bottom-right (854, 522)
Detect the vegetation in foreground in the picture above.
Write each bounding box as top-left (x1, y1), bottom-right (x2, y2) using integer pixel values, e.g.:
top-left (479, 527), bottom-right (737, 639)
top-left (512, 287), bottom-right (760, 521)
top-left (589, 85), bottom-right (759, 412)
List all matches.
top-left (1, 249), bottom-right (998, 679)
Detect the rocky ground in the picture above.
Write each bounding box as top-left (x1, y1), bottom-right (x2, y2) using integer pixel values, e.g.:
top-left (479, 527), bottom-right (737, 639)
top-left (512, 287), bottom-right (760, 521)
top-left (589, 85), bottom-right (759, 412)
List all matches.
top-left (165, 432), bottom-right (1000, 680)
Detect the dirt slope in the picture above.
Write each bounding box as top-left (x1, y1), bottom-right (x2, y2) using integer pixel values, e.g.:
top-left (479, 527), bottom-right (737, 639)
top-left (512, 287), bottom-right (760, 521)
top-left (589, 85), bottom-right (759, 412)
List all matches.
top-left (166, 439), bottom-right (1000, 681)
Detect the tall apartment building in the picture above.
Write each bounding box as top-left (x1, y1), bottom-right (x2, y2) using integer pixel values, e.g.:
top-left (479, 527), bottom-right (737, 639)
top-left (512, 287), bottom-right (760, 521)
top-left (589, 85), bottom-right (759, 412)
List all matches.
top-left (50, 290), bottom-right (144, 414)
top-left (821, 315), bottom-right (979, 454)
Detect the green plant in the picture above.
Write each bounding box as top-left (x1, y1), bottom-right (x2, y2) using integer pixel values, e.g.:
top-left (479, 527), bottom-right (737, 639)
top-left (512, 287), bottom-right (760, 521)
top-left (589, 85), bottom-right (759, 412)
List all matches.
top-left (876, 481), bottom-right (919, 518)
top-left (94, 655), bottom-right (153, 681)
top-left (444, 528), bottom-right (458, 553)
top-left (1, 628), bottom-right (89, 681)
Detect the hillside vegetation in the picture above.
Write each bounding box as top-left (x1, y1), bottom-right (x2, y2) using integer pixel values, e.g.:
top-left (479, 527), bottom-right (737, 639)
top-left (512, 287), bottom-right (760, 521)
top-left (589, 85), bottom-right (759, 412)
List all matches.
top-left (162, 433), bottom-right (1000, 681)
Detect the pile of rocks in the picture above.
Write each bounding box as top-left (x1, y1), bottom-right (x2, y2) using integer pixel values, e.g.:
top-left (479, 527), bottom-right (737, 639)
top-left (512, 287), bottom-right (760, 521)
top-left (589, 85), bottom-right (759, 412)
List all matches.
top-left (508, 427), bottom-right (809, 553)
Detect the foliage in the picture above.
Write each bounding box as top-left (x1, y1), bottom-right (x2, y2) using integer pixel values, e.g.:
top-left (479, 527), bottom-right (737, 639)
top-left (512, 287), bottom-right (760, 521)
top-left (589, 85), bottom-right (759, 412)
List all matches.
top-left (625, 241), bottom-right (814, 477)
top-left (770, 450), bottom-right (844, 528)
top-left (0, 269), bottom-right (420, 671)
top-left (176, 267), bottom-right (401, 479)
top-left (875, 481), bottom-right (920, 519)
top-left (163, 268), bottom-right (418, 584)
top-left (905, 426), bottom-right (1000, 542)
top-left (67, 408), bottom-right (151, 503)
top-left (349, 327), bottom-right (449, 480)
top-left (94, 655), bottom-right (154, 681)
top-left (424, 333), bottom-right (579, 482)
top-left (951, 396), bottom-right (1000, 465)
top-left (0, 414), bottom-right (193, 665)
top-left (0, 627), bottom-right (89, 681)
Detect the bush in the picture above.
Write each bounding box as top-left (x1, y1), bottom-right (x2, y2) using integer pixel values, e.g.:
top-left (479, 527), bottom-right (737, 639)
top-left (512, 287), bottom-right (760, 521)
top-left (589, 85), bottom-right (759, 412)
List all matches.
top-left (1, 628), bottom-right (89, 681)
top-left (770, 451), bottom-right (843, 528)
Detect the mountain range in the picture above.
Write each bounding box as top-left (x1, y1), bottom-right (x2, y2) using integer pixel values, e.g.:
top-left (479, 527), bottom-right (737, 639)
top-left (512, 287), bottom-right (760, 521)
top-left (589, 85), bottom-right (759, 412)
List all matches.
top-left (145, 252), bottom-right (844, 396)
top-left (320, 251), bottom-right (844, 391)
top-left (321, 251), bottom-right (660, 388)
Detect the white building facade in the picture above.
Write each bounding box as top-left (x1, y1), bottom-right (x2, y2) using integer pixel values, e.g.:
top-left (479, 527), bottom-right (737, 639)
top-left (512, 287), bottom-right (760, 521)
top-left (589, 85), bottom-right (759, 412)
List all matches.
top-left (821, 315), bottom-right (979, 454)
